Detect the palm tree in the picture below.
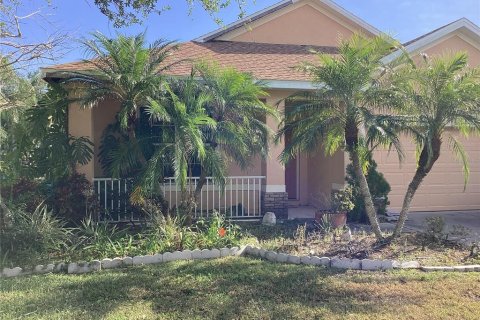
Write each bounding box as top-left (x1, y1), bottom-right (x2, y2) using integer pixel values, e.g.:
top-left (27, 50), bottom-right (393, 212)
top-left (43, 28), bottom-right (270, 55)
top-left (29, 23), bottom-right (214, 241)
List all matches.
top-left (390, 53), bottom-right (480, 237)
top-left (193, 62), bottom-right (276, 200)
top-left (133, 74), bottom-right (215, 208)
top-left (134, 64), bottom-right (275, 217)
top-left (277, 34), bottom-right (405, 240)
top-left (70, 32), bottom-right (176, 167)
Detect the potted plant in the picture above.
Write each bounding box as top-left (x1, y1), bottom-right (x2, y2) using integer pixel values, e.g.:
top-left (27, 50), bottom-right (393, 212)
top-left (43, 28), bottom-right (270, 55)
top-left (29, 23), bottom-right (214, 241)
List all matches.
top-left (315, 187), bottom-right (354, 229)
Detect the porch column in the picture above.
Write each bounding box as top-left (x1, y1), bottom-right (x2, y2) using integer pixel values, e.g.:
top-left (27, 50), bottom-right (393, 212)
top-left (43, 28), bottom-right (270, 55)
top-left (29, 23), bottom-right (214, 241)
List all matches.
top-left (262, 96), bottom-right (288, 219)
top-left (67, 84), bottom-right (94, 181)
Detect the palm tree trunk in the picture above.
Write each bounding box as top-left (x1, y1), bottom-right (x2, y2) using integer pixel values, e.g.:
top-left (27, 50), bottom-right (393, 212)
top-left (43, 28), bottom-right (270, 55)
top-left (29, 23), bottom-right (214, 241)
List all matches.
top-left (392, 167), bottom-right (427, 237)
top-left (345, 118), bottom-right (383, 239)
top-left (194, 170), bottom-right (207, 202)
top-left (392, 139), bottom-right (441, 238)
top-left (350, 149), bottom-right (384, 239)
top-left (127, 128), bottom-right (147, 166)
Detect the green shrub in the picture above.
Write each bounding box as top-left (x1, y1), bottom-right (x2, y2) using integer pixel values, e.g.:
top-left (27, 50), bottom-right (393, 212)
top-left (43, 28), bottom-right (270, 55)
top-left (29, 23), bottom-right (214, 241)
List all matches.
top-left (2, 174), bottom-right (100, 226)
top-left (45, 173), bottom-right (100, 225)
top-left (346, 153), bottom-right (391, 223)
top-left (0, 204), bottom-right (70, 267)
top-left (0, 178), bottom-right (45, 213)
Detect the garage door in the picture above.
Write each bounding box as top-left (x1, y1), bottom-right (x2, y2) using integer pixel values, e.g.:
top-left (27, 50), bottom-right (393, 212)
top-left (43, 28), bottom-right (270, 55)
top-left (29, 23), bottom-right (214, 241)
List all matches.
top-left (373, 129), bottom-right (480, 212)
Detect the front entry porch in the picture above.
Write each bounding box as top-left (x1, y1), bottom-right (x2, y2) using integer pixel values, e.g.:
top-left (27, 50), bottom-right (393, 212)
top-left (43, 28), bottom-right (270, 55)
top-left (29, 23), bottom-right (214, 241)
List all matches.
top-left (283, 148), bottom-right (347, 211)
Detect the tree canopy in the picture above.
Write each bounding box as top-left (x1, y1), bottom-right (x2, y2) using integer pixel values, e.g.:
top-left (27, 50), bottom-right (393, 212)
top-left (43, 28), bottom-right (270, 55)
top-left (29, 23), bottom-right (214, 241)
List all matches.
top-left (93, 0), bottom-right (250, 27)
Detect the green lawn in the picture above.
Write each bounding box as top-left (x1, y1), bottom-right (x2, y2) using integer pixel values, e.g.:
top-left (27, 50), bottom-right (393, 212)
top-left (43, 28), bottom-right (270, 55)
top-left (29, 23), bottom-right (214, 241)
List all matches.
top-left (1, 257), bottom-right (479, 320)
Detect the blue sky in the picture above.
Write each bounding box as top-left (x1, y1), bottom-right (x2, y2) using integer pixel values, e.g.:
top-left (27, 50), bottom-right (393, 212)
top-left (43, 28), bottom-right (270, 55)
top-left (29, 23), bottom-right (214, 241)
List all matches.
top-left (17, 0), bottom-right (480, 67)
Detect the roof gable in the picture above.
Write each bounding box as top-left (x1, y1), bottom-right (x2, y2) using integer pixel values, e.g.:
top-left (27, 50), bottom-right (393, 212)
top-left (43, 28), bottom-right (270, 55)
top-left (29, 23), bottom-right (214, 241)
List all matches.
top-left (383, 18), bottom-right (480, 64)
top-left (196, 0), bottom-right (379, 45)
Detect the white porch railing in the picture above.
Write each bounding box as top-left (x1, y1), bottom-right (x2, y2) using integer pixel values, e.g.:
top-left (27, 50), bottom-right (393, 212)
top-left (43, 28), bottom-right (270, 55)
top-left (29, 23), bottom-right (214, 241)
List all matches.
top-left (93, 176), bottom-right (266, 222)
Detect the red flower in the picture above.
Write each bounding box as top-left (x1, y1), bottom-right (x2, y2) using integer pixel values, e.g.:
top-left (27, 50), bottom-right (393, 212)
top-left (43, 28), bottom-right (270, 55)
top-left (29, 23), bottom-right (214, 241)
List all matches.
top-left (218, 227), bottom-right (226, 237)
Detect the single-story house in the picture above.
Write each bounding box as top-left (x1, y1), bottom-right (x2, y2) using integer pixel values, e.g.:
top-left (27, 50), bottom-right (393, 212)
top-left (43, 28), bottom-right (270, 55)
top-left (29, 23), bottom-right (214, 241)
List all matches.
top-left (41, 0), bottom-right (480, 220)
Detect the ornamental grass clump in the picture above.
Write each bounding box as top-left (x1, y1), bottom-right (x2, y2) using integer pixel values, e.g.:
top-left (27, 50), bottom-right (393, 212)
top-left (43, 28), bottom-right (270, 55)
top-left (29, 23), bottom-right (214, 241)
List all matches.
top-left (0, 205), bottom-right (71, 268)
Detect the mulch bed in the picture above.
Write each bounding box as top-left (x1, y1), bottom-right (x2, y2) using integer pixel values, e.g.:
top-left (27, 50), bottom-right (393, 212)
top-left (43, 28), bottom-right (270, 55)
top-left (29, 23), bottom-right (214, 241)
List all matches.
top-left (239, 220), bottom-right (480, 266)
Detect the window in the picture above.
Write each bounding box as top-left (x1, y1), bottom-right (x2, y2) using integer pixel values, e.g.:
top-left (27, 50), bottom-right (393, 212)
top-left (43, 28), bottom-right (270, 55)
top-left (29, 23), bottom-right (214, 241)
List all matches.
top-left (139, 108), bottom-right (202, 177)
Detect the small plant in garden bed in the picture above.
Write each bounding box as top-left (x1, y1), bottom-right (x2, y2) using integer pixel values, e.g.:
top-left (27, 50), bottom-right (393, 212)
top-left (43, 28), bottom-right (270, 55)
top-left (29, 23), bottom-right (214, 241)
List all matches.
top-left (313, 187), bottom-right (355, 229)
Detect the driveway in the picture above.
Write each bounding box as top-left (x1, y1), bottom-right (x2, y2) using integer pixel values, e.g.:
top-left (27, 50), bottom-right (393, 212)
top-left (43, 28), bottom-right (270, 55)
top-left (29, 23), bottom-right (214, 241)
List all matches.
top-left (289, 207), bottom-right (480, 243)
top-left (401, 211), bottom-right (480, 243)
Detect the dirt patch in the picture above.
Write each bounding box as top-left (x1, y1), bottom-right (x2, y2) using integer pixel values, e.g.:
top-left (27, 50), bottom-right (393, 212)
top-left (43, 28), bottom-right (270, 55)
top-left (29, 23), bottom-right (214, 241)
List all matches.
top-left (240, 220), bottom-right (480, 266)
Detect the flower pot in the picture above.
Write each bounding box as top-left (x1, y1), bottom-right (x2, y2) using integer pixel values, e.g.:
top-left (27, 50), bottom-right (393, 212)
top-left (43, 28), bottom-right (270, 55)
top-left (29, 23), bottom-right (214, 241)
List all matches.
top-left (315, 211), bottom-right (347, 229)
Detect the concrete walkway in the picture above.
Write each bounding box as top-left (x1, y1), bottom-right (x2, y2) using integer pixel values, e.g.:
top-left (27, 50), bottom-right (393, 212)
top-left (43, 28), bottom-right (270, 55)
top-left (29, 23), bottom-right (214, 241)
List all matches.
top-left (401, 211), bottom-right (480, 242)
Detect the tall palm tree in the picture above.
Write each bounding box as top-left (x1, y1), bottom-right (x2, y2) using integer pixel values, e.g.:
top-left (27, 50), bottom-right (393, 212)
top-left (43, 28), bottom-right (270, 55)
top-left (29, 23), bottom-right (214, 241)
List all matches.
top-left (391, 53), bottom-right (480, 237)
top-left (277, 34), bottom-right (405, 240)
top-left (193, 62), bottom-right (276, 200)
top-left (70, 32), bottom-right (176, 167)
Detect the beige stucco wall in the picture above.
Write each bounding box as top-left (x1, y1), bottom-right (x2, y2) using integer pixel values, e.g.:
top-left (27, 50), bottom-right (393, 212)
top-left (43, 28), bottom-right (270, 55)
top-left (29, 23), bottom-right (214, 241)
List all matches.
top-left (228, 3), bottom-right (358, 46)
top-left (67, 85), bottom-right (95, 181)
top-left (411, 34), bottom-right (480, 66)
top-left (307, 149), bottom-right (346, 208)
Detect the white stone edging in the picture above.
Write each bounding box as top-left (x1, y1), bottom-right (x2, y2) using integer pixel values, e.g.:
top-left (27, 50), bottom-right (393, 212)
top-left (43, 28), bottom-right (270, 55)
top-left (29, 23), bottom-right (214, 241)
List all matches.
top-left (242, 245), bottom-right (480, 272)
top-left (0, 246), bottom-right (246, 278)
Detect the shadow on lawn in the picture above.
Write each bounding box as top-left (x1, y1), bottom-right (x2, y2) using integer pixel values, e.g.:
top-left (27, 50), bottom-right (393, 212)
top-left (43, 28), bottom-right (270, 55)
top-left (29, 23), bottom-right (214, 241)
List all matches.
top-left (2, 257), bottom-right (426, 319)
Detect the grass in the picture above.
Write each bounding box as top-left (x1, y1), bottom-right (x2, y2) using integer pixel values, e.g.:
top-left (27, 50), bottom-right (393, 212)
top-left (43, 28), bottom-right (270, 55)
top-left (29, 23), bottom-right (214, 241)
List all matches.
top-left (1, 257), bottom-right (480, 319)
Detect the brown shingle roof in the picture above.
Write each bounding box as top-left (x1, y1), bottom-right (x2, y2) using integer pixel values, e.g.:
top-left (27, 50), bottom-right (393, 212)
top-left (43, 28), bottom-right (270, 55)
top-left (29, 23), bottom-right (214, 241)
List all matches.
top-left (44, 41), bottom-right (338, 82)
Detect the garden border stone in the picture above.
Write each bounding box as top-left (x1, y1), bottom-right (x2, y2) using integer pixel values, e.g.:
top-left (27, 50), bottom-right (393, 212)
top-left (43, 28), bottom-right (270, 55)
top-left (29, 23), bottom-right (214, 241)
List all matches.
top-left (287, 255), bottom-right (301, 265)
top-left (393, 261), bottom-right (420, 269)
top-left (102, 258), bottom-right (122, 269)
top-left (133, 256), bottom-right (145, 266)
top-left (191, 249), bottom-right (202, 259)
top-left (90, 260), bottom-right (102, 272)
top-left (331, 258), bottom-right (362, 270)
top-left (2, 244), bottom-right (479, 278)
top-left (362, 259), bottom-right (394, 271)
top-left (143, 255), bottom-right (158, 265)
top-left (265, 251), bottom-right (277, 262)
top-left (220, 247), bottom-right (231, 257)
top-left (276, 253), bottom-right (289, 263)
top-left (122, 257), bottom-right (133, 266)
top-left (2, 267), bottom-right (23, 277)
top-left (34, 264), bottom-right (55, 274)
